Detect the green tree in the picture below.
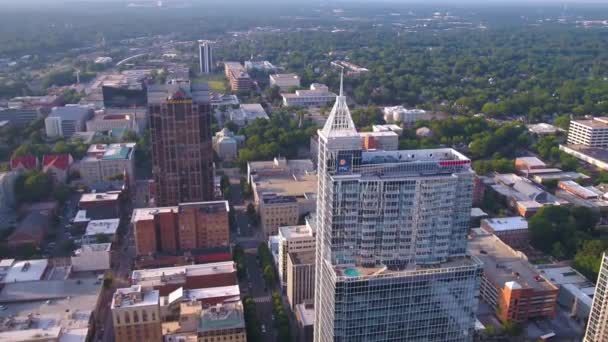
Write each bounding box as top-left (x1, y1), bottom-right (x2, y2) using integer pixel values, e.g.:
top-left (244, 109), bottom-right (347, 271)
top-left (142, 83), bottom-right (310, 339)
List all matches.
top-left (554, 114), bottom-right (571, 131)
top-left (15, 171), bottom-right (53, 203)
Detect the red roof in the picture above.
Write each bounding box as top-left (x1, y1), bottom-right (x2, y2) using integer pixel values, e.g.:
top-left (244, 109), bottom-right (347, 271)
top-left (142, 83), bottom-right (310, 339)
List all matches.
top-left (42, 154), bottom-right (72, 171)
top-left (10, 154), bottom-right (38, 170)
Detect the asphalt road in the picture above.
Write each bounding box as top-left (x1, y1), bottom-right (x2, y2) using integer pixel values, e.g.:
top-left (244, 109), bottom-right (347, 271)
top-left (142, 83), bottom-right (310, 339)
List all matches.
top-left (243, 251), bottom-right (277, 342)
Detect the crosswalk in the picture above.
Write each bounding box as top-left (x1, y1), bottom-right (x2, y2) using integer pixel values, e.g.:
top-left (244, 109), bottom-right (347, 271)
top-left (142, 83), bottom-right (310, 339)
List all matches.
top-left (254, 295), bottom-right (272, 304)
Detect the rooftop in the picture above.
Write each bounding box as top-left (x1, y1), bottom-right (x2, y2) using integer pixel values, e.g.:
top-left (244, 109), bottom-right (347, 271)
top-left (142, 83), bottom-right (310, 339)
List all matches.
top-left (1, 259), bottom-right (48, 283)
top-left (111, 285), bottom-right (159, 309)
top-left (0, 327), bottom-right (61, 341)
top-left (48, 105), bottom-right (91, 121)
top-left (84, 143), bottom-right (135, 161)
top-left (571, 117), bottom-right (608, 129)
top-left (131, 201), bottom-right (229, 223)
top-left (74, 243), bottom-right (112, 255)
top-left (468, 229), bottom-right (557, 292)
top-left (147, 82), bottom-right (209, 105)
top-left (482, 217), bottom-right (528, 232)
top-left (79, 191), bottom-right (120, 203)
top-left (270, 73), bottom-right (300, 82)
top-left (131, 261), bottom-right (235, 288)
top-left (515, 157), bottom-right (546, 169)
top-left (183, 285), bottom-right (240, 303)
top-left (278, 225), bottom-right (314, 240)
top-left (561, 144), bottom-right (608, 162)
top-left (254, 173), bottom-right (318, 200)
top-left (360, 148), bottom-right (470, 165)
top-left (295, 303), bottom-right (314, 326)
top-left (199, 301), bottom-right (245, 333)
top-left (289, 251), bottom-right (315, 265)
top-left (84, 219), bottom-right (120, 236)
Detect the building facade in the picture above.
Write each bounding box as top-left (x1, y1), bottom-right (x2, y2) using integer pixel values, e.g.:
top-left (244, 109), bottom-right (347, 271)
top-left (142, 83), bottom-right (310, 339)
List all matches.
top-left (270, 73), bottom-right (301, 90)
top-left (480, 217), bottom-right (529, 249)
top-left (111, 285), bottom-right (162, 342)
top-left (224, 62), bottom-right (252, 92)
top-left (199, 40), bottom-right (214, 74)
top-left (584, 253), bottom-right (608, 342)
top-left (278, 224), bottom-right (316, 286)
top-left (287, 251), bottom-right (315, 309)
top-left (148, 82), bottom-right (214, 206)
top-left (44, 105), bottom-right (93, 138)
top-left (79, 143), bottom-right (135, 187)
top-left (568, 117), bottom-right (608, 147)
top-left (132, 201), bottom-right (230, 256)
top-left (282, 83), bottom-right (337, 107)
top-left (313, 78), bottom-right (481, 342)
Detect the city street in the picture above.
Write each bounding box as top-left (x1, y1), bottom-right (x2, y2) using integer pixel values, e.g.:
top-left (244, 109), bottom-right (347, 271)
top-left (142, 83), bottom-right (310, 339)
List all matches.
top-left (243, 250), bottom-right (277, 342)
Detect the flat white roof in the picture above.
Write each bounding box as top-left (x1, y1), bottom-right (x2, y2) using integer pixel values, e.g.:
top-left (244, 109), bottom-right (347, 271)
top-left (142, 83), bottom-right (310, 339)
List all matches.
top-left (85, 219), bottom-right (120, 236)
top-left (131, 261), bottom-right (235, 286)
top-left (482, 217), bottom-right (528, 232)
top-left (295, 303), bottom-right (314, 326)
top-left (0, 327), bottom-right (61, 341)
top-left (0, 259), bottom-right (15, 268)
top-left (186, 285), bottom-right (240, 301)
top-left (1, 259), bottom-right (48, 283)
top-left (112, 285), bottom-right (159, 309)
top-left (79, 192), bottom-right (120, 202)
top-left (278, 225), bottom-right (314, 240)
top-left (516, 156), bottom-right (546, 168)
top-left (59, 328), bottom-right (89, 342)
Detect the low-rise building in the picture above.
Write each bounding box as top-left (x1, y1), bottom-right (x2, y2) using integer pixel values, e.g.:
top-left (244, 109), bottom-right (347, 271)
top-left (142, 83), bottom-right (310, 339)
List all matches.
top-left (10, 154), bottom-right (38, 172)
top-left (8, 210), bottom-right (53, 248)
top-left (86, 108), bottom-right (143, 134)
top-left (228, 104), bottom-right (268, 127)
top-left (358, 131), bottom-right (399, 151)
top-left (0, 107), bottom-right (42, 127)
top-left (244, 60), bottom-right (276, 71)
top-left (79, 143), bottom-right (135, 187)
top-left (71, 243), bottom-right (112, 271)
top-left (278, 224), bottom-right (316, 286)
top-left (112, 285), bottom-right (162, 342)
top-left (82, 218), bottom-right (120, 244)
top-left (0, 273), bottom-right (103, 342)
top-left (382, 106), bottom-right (427, 124)
top-left (536, 265), bottom-right (595, 324)
top-left (527, 123), bottom-right (560, 135)
top-left (287, 251), bottom-right (315, 309)
top-left (0, 259), bottom-right (48, 283)
top-left (491, 173), bottom-right (568, 217)
top-left (560, 144), bottom-right (608, 171)
top-left (559, 180), bottom-right (599, 200)
top-left (469, 229), bottom-right (558, 323)
top-left (131, 261), bottom-right (237, 296)
top-left (42, 154), bottom-right (73, 183)
top-left (212, 128), bottom-right (244, 161)
top-left (78, 191), bottom-right (122, 219)
top-left (270, 73), bottom-right (300, 91)
top-left (372, 124), bottom-right (403, 135)
top-left (209, 92), bottom-right (239, 110)
top-left (282, 83), bottom-right (337, 107)
top-left (515, 156), bottom-right (547, 172)
top-left (480, 217), bottom-right (529, 249)
top-left (295, 302), bottom-right (314, 342)
top-left (44, 105), bottom-right (93, 138)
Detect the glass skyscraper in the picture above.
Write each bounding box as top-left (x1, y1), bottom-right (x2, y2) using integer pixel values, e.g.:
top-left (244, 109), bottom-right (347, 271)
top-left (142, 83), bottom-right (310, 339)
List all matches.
top-left (313, 75), bottom-right (482, 342)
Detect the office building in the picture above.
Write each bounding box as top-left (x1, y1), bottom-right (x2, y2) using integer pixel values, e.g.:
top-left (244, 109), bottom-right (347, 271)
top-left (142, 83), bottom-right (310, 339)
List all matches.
top-left (287, 251), bottom-right (315, 309)
top-left (382, 106), bottom-right (427, 124)
top-left (282, 83), bottom-right (337, 107)
top-left (112, 285), bottom-right (162, 342)
top-left (130, 261), bottom-right (237, 295)
top-left (314, 76), bottom-right (481, 342)
top-left (568, 117), bottom-right (608, 147)
top-left (278, 224), bottom-right (316, 286)
top-left (270, 73), bottom-right (301, 90)
top-left (0, 107), bottom-right (42, 127)
top-left (248, 158), bottom-right (317, 236)
top-left (228, 103), bottom-right (268, 127)
top-left (244, 60), bottom-right (276, 71)
top-left (584, 253), bottom-right (608, 342)
top-left (79, 143), bottom-right (135, 188)
top-left (79, 191), bottom-right (122, 219)
top-left (224, 62), bottom-right (252, 92)
top-left (469, 229), bottom-right (558, 323)
top-left (86, 108), bottom-right (144, 134)
top-left (358, 131), bottom-right (399, 151)
top-left (44, 105), bottom-right (93, 138)
top-left (198, 40), bottom-right (214, 74)
top-left (148, 82), bottom-right (214, 206)
top-left (132, 201), bottom-right (230, 256)
top-left (480, 217), bottom-right (529, 249)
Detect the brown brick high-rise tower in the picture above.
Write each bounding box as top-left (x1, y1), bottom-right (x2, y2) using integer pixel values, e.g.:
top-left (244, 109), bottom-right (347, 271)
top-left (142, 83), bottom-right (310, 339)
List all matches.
top-left (148, 82), bottom-right (214, 206)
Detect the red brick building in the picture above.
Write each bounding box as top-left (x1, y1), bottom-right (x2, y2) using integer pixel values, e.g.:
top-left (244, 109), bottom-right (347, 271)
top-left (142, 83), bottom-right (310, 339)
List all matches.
top-left (132, 201), bottom-right (230, 256)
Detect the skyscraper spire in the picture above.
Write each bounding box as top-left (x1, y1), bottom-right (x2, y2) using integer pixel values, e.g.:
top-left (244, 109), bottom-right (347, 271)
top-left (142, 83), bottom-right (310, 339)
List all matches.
top-left (320, 67), bottom-right (357, 137)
